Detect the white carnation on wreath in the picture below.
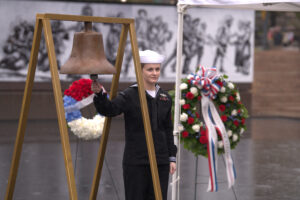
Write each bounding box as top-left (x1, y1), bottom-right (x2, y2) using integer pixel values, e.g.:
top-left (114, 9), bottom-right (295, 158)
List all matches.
top-left (180, 83), bottom-right (188, 90)
top-left (220, 86), bottom-right (226, 93)
top-left (190, 87), bottom-right (198, 95)
top-left (218, 141), bottom-right (224, 149)
top-left (180, 99), bottom-right (185, 105)
top-left (227, 82), bottom-right (235, 89)
top-left (220, 96), bottom-right (228, 103)
top-left (236, 92), bottom-right (241, 101)
top-left (180, 113), bottom-right (188, 122)
top-left (192, 124), bottom-right (200, 132)
top-left (227, 130), bottom-right (233, 137)
top-left (231, 109), bottom-right (238, 116)
top-left (233, 134), bottom-right (238, 142)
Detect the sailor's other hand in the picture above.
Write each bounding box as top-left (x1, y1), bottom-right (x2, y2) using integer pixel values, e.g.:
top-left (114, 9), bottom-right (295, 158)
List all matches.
top-left (170, 162), bottom-right (176, 175)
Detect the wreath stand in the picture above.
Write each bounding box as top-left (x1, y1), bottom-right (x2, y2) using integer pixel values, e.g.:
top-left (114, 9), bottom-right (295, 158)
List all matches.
top-left (5, 13), bottom-right (163, 200)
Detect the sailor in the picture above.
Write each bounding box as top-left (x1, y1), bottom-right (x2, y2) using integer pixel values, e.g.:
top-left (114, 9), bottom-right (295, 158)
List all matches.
top-left (92, 50), bottom-right (177, 200)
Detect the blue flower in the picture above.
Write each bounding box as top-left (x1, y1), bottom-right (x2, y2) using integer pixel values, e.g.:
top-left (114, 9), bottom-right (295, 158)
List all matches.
top-left (63, 96), bottom-right (82, 122)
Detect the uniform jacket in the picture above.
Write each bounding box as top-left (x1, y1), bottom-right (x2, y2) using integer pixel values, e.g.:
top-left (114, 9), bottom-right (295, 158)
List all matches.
top-left (93, 84), bottom-right (177, 165)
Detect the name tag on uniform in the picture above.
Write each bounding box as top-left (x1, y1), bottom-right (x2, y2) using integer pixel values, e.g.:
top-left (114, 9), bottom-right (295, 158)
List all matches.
top-left (159, 93), bottom-right (169, 101)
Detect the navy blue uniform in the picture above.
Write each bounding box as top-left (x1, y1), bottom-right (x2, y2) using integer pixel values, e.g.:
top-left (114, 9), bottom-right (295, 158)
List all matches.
top-left (93, 84), bottom-right (177, 200)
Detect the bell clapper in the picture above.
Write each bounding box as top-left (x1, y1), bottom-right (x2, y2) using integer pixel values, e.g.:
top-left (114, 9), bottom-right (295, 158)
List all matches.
top-left (90, 74), bottom-right (98, 82)
top-left (90, 74), bottom-right (102, 92)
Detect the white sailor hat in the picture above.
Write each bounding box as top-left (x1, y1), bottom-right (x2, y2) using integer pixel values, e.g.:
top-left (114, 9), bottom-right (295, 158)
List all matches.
top-left (139, 50), bottom-right (165, 64)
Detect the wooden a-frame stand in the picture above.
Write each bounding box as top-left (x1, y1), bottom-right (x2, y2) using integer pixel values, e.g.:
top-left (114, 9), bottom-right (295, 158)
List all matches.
top-left (5, 13), bottom-right (163, 200)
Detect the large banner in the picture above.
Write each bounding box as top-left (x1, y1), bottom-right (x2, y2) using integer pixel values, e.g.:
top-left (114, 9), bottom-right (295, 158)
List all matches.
top-left (0, 1), bottom-right (254, 82)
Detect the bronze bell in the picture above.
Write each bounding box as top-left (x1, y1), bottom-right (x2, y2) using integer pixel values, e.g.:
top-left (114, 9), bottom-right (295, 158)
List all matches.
top-left (60, 22), bottom-right (116, 75)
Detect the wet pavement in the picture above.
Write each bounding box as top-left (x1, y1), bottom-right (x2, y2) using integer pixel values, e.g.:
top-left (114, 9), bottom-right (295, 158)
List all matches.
top-left (1, 117), bottom-right (300, 200)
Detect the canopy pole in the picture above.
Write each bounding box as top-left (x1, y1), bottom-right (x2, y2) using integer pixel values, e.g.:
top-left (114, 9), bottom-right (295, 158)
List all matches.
top-left (171, 4), bottom-right (188, 200)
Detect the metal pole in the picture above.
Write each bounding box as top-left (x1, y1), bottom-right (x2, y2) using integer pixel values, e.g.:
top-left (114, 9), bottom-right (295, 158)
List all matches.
top-left (171, 4), bottom-right (186, 200)
top-left (194, 156), bottom-right (199, 200)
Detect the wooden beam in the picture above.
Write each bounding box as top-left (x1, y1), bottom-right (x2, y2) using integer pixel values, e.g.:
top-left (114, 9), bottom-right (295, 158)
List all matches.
top-left (89, 24), bottom-right (129, 200)
top-left (37, 13), bottom-right (134, 24)
top-left (129, 22), bottom-right (163, 200)
top-left (42, 19), bottom-right (78, 200)
top-left (5, 18), bottom-right (43, 200)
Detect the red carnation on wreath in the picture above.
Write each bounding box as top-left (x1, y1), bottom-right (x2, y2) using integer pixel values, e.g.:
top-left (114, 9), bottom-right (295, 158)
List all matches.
top-left (64, 79), bottom-right (93, 101)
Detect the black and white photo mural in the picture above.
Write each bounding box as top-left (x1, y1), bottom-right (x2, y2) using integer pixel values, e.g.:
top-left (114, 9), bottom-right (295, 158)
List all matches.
top-left (0, 1), bottom-right (254, 82)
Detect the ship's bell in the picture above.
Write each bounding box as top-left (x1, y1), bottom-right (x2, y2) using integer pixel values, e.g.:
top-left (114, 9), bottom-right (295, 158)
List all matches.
top-left (60, 22), bottom-right (116, 75)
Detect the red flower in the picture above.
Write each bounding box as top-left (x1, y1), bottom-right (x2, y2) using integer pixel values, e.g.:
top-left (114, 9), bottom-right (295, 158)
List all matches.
top-left (200, 128), bottom-right (207, 136)
top-left (238, 109), bottom-right (241, 114)
top-left (238, 101), bottom-right (242, 105)
top-left (221, 115), bottom-right (227, 122)
top-left (64, 79), bottom-right (93, 101)
top-left (181, 131), bottom-right (189, 138)
top-left (187, 80), bottom-right (191, 84)
top-left (219, 105), bottom-right (226, 112)
top-left (234, 120), bottom-right (239, 127)
top-left (186, 92), bottom-right (194, 100)
top-left (197, 96), bottom-right (202, 101)
top-left (200, 126), bottom-right (204, 132)
top-left (229, 96), bottom-right (235, 102)
top-left (187, 117), bottom-right (194, 125)
top-left (216, 80), bottom-right (223, 87)
top-left (241, 118), bottom-right (245, 125)
top-left (182, 104), bottom-right (190, 110)
top-left (195, 112), bottom-right (200, 119)
top-left (199, 136), bottom-right (208, 144)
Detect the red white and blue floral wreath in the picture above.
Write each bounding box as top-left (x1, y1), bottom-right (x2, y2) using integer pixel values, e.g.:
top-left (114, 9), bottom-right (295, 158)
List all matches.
top-left (63, 79), bottom-right (105, 140)
top-left (170, 66), bottom-right (248, 192)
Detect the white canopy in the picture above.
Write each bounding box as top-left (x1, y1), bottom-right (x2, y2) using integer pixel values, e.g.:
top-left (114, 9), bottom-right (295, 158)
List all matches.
top-left (178, 0), bottom-right (300, 11)
top-left (172, 1), bottom-right (300, 200)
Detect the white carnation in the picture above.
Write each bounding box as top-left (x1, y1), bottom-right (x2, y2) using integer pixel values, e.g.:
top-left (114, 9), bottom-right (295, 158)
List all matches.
top-left (220, 96), bottom-right (228, 103)
top-left (231, 109), bottom-right (237, 116)
top-left (240, 128), bottom-right (245, 135)
top-left (180, 99), bottom-right (185, 105)
top-left (192, 124), bottom-right (200, 132)
top-left (68, 115), bottom-right (104, 140)
top-left (180, 83), bottom-right (188, 90)
top-left (232, 134), bottom-right (238, 142)
top-left (220, 87), bottom-right (226, 93)
top-left (180, 113), bottom-right (188, 122)
top-left (190, 87), bottom-right (198, 95)
top-left (236, 92), bottom-right (241, 101)
top-left (218, 141), bottom-right (224, 148)
top-left (228, 82), bottom-right (234, 89)
top-left (178, 124), bottom-right (184, 132)
top-left (227, 130), bottom-right (233, 137)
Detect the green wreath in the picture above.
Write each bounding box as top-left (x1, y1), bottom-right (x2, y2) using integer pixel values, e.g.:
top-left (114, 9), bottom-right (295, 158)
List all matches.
top-left (169, 67), bottom-right (249, 157)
